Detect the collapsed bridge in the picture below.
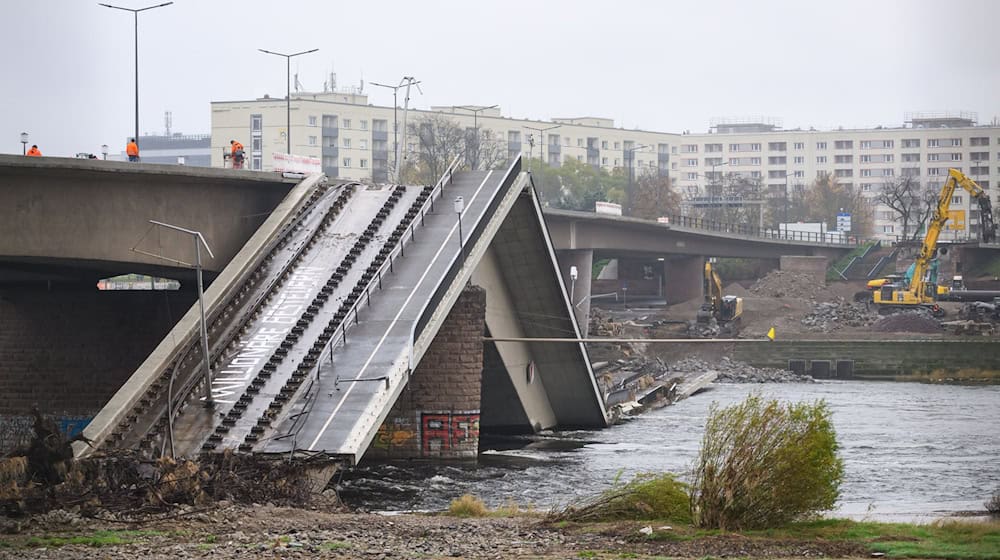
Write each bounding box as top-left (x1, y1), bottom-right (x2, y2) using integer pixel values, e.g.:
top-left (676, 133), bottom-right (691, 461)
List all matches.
top-left (73, 156), bottom-right (607, 465)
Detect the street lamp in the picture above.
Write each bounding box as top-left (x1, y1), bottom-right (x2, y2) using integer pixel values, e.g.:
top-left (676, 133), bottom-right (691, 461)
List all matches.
top-left (709, 160), bottom-right (729, 195)
top-left (258, 47), bottom-right (319, 155)
top-left (569, 265), bottom-right (579, 307)
top-left (452, 105), bottom-right (498, 170)
top-left (783, 170), bottom-right (798, 225)
top-left (454, 196), bottom-right (465, 267)
top-left (624, 144), bottom-right (650, 216)
top-left (525, 124), bottom-right (560, 171)
top-left (20, 132), bottom-right (28, 155)
top-left (101, 144), bottom-right (109, 160)
top-left (371, 78), bottom-right (422, 182)
top-left (99, 2), bottom-right (173, 154)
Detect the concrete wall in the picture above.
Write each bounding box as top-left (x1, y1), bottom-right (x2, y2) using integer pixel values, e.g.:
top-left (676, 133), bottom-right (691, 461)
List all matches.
top-left (0, 287), bottom-right (194, 454)
top-left (366, 286), bottom-right (487, 461)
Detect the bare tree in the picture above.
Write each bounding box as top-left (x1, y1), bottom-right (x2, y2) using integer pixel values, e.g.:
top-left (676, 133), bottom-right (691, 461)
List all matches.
top-left (400, 115), bottom-right (510, 185)
top-left (875, 176), bottom-right (936, 241)
top-left (693, 172), bottom-right (765, 226)
top-left (630, 169), bottom-right (681, 220)
top-left (801, 172), bottom-right (873, 236)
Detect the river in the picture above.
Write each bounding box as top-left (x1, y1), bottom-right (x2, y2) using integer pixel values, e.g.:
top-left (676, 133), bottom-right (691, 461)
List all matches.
top-left (339, 381), bottom-right (1000, 520)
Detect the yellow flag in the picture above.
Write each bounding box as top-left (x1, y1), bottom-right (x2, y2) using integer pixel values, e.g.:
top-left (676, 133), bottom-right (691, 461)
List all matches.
top-left (767, 327), bottom-right (776, 341)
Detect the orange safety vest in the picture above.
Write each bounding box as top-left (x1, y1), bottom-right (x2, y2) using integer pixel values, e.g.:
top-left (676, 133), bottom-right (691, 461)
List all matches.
top-left (126, 142), bottom-right (139, 157)
top-left (231, 142), bottom-right (244, 155)
top-left (26, 146), bottom-right (41, 157)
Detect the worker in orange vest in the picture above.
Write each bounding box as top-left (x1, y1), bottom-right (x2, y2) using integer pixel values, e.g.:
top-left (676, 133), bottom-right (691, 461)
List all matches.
top-left (126, 138), bottom-right (139, 162)
top-left (26, 145), bottom-right (42, 157)
top-left (230, 140), bottom-right (245, 169)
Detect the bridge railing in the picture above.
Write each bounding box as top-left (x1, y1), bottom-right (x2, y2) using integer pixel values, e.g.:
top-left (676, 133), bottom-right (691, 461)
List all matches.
top-left (659, 214), bottom-right (865, 245)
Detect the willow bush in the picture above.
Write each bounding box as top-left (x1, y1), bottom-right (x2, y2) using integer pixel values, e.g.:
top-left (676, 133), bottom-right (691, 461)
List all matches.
top-left (691, 394), bottom-right (844, 530)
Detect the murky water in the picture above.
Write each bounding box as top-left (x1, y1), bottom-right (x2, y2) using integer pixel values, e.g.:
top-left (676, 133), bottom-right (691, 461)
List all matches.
top-left (339, 381), bottom-right (1000, 519)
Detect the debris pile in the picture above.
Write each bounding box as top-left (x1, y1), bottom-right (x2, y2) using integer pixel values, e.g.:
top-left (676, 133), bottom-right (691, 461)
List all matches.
top-left (801, 298), bottom-right (878, 332)
top-left (749, 270), bottom-right (825, 299)
top-left (871, 310), bottom-right (942, 333)
top-left (668, 357), bottom-right (814, 383)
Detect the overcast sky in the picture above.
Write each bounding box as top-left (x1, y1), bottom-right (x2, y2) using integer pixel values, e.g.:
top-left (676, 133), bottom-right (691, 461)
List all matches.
top-left (3, 0), bottom-right (998, 156)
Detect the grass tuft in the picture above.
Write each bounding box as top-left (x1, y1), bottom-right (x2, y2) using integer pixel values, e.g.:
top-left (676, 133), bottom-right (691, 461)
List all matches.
top-left (549, 473), bottom-right (692, 524)
top-left (447, 494), bottom-right (489, 518)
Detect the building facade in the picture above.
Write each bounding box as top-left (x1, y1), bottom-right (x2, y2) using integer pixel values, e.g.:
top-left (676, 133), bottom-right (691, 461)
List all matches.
top-left (210, 94), bottom-right (999, 241)
top-left (120, 133), bottom-right (212, 166)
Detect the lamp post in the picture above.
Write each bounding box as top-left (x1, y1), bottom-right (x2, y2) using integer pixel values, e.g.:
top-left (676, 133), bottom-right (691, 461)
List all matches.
top-left (709, 160), bottom-right (729, 196)
top-left (569, 265), bottom-right (578, 307)
top-left (371, 78), bottom-right (421, 182)
top-left (624, 144), bottom-right (649, 216)
top-left (452, 105), bottom-right (498, 170)
top-left (20, 132), bottom-right (28, 155)
top-left (101, 144), bottom-right (109, 160)
top-left (525, 124), bottom-right (560, 171)
top-left (454, 196), bottom-right (465, 267)
top-left (99, 2), bottom-right (173, 153)
top-left (783, 170), bottom-right (797, 225)
top-left (258, 47), bottom-right (319, 155)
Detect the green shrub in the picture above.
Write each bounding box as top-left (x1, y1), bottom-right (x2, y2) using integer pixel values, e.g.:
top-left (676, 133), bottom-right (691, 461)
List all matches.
top-left (691, 394), bottom-right (844, 530)
top-left (548, 473), bottom-right (692, 523)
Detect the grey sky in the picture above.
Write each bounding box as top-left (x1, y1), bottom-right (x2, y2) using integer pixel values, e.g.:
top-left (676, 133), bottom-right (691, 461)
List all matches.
top-left (3, 0), bottom-right (998, 157)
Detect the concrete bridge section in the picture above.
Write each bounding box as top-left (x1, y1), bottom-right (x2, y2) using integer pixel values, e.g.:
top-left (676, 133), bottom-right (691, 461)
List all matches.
top-left (0, 154), bottom-right (298, 284)
top-left (73, 157), bottom-right (606, 466)
top-left (543, 209), bottom-right (857, 330)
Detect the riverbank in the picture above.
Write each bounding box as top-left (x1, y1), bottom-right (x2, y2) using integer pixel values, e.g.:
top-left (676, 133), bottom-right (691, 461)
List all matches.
top-left (2, 505), bottom-right (997, 559)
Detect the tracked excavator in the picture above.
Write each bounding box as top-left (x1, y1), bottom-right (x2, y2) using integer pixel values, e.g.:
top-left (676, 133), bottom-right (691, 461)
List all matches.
top-left (694, 261), bottom-right (743, 336)
top-left (872, 169), bottom-right (997, 315)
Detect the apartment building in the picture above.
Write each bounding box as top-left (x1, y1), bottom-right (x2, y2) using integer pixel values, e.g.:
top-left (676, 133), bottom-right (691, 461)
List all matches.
top-left (210, 94), bottom-right (999, 241)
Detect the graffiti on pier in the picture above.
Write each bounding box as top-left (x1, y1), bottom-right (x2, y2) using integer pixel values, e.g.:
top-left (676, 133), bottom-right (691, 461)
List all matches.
top-left (420, 411), bottom-right (480, 455)
top-left (373, 418), bottom-right (416, 450)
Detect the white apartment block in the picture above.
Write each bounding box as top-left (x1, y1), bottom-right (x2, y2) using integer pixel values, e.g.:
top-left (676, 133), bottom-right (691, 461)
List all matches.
top-left (210, 94), bottom-right (999, 242)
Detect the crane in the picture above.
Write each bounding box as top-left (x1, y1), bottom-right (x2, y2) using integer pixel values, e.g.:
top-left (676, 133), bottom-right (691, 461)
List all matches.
top-left (873, 169), bottom-right (996, 315)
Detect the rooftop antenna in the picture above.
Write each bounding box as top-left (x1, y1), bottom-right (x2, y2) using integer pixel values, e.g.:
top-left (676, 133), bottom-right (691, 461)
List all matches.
top-left (294, 64), bottom-right (303, 92)
top-left (164, 110), bottom-right (172, 135)
top-left (359, 69), bottom-right (364, 92)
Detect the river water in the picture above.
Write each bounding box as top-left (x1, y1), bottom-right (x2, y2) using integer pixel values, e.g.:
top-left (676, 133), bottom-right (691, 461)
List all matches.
top-left (339, 381), bottom-right (1000, 520)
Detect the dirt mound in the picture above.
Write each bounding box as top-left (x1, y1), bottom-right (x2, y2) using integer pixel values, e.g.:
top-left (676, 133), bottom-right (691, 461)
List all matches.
top-left (749, 270), bottom-right (824, 300)
top-left (872, 311), bottom-right (942, 333)
top-left (801, 298), bottom-right (878, 332)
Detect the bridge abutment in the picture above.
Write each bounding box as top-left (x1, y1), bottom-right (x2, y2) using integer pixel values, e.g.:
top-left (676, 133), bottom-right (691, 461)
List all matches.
top-left (663, 256), bottom-right (703, 305)
top-left (365, 285), bottom-right (487, 461)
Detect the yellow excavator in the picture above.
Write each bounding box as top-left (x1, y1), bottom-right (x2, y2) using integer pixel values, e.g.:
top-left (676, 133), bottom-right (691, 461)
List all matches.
top-left (873, 169), bottom-right (996, 315)
top-left (695, 261), bottom-right (743, 334)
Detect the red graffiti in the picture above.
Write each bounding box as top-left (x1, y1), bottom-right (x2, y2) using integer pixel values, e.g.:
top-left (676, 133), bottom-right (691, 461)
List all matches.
top-left (421, 412), bottom-right (480, 454)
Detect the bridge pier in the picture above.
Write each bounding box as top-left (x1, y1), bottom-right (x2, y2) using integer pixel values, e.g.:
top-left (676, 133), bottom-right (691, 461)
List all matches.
top-left (556, 249), bottom-right (593, 337)
top-left (663, 256), bottom-right (703, 305)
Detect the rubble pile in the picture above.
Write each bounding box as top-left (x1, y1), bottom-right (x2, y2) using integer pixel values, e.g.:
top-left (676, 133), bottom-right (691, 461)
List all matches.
top-left (871, 310), bottom-right (942, 333)
top-left (668, 357), bottom-right (814, 383)
top-left (801, 298), bottom-right (878, 332)
top-left (749, 270), bottom-right (825, 299)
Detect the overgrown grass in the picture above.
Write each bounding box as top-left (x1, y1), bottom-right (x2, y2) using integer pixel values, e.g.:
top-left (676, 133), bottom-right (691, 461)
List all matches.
top-left (24, 530), bottom-right (166, 548)
top-left (447, 494), bottom-right (490, 517)
top-left (548, 473), bottom-right (692, 524)
top-left (827, 241), bottom-right (875, 282)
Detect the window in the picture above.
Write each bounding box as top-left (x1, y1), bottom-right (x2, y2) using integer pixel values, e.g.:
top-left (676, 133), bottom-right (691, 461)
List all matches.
top-left (308, 135), bottom-right (317, 146)
top-left (902, 139), bottom-right (920, 148)
top-left (360, 158), bottom-right (368, 169)
top-left (705, 143), bottom-right (723, 152)
top-left (686, 172), bottom-right (698, 180)
top-left (902, 153), bottom-right (920, 162)
top-left (768, 142), bottom-right (786, 151)
top-left (835, 155), bottom-right (853, 164)
top-left (928, 167), bottom-right (942, 176)
top-left (357, 139), bottom-right (366, 150)
top-left (308, 116), bottom-right (317, 126)
top-left (682, 144), bottom-right (698, 153)
top-left (342, 157), bottom-right (351, 168)
top-left (793, 156), bottom-right (804, 164)
top-left (577, 138), bottom-right (583, 147)
top-left (509, 131), bottom-right (521, 143)
top-left (251, 114), bottom-right (262, 132)
top-left (816, 156), bottom-right (827, 163)
top-left (883, 225), bottom-right (895, 233)
top-left (343, 138), bottom-right (351, 149)
top-left (793, 142), bottom-right (805, 150)
top-left (861, 139), bottom-right (894, 149)
top-left (252, 137), bottom-right (262, 151)
top-left (360, 120), bottom-right (368, 130)
top-left (684, 158), bottom-right (698, 166)
top-left (601, 140), bottom-right (608, 150)
top-left (834, 140), bottom-right (853, 149)
top-left (705, 157), bottom-right (723, 166)
top-left (614, 141), bottom-right (621, 150)
top-left (952, 196), bottom-right (963, 204)
top-left (252, 155), bottom-right (262, 170)
top-left (342, 119), bottom-right (351, 129)
top-left (971, 166), bottom-right (989, 176)
top-left (768, 156), bottom-right (787, 165)
top-left (928, 153), bottom-right (939, 161)
top-left (970, 137), bottom-right (989, 146)
top-left (902, 167), bottom-right (920, 177)
top-left (879, 211), bottom-right (894, 221)
top-left (928, 139), bottom-right (939, 148)
top-left (816, 142), bottom-right (827, 150)
top-left (750, 171), bottom-right (762, 179)
top-left (950, 153), bottom-right (963, 161)
top-left (861, 168), bottom-right (872, 177)
top-left (861, 183), bottom-right (874, 192)
top-left (373, 119), bottom-right (388, 132)
top-left (729, 143), bottom-right (761, 152)
top-left (601, 157), bottom-right (608, 166)
top-left (835, 169), bottom-right (853, 178)
top-left (794, 170), bottom-right (805, 178)
top-left (971, 152), bottom-right (989, 161)
top-left (768, 170), bottom-right (788, 178)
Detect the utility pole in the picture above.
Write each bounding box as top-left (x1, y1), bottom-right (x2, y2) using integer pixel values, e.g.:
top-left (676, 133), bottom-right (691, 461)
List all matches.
top-left (398, 77), bottom-right (421, 179)
top-left (258, 47), bottom-right (319, 155)
top-left (525, 124), bottom-right (560, 170)
top-left (452, 105), bottom-right (498, 170)
top-left (372, 78), bottom-right (421, 182)
top-left (625, 144), bottom-right (649, 216)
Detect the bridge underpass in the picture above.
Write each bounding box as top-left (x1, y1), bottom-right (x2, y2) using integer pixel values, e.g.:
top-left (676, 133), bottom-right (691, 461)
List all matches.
top-left (69, 156), bottom-right (605, 468)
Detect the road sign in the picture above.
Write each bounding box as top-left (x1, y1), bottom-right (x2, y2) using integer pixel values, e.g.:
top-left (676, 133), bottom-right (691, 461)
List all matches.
top-left (836, 212), bottom-right (852, 233)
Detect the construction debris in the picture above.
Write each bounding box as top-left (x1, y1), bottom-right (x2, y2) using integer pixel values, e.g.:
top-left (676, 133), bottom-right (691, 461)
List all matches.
top-left (801, 298), bottom-right (878, 332)
top-left (749, 270), bottom-right (825, 299)
top-left (871, 310), bottom-right (942, 333)
top-left (667, 357), bottom-right (814, 384)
